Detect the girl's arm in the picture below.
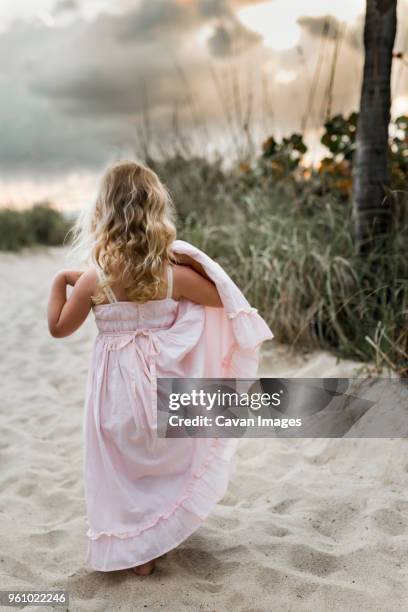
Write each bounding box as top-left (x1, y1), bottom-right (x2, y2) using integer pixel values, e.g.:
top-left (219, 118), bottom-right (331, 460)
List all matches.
top-left (48, 269), bottom-right (97, 338)
top-left (172, 264), bottom-right (222, 307)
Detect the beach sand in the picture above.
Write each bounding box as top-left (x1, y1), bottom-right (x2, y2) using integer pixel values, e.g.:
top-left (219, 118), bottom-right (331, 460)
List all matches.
top-left (0, 247), bottom-right (407, 611)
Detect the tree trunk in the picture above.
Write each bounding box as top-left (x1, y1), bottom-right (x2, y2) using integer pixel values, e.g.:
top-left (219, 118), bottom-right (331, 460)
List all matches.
top-left (353, 0), bottom-right (397, 254)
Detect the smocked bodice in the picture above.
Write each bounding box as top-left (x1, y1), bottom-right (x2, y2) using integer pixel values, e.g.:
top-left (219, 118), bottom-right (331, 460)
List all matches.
top-left (93, 299), bottom-right (179, 334)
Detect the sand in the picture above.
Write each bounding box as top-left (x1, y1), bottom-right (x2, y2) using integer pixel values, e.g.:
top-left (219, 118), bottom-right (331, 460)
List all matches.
top-left (0, 246), bottom-right (407, 612)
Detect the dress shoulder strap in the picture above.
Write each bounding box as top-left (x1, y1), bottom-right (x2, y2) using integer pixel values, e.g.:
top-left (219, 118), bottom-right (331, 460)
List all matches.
top-left (166, 264), bottom-right (173, 299)
top-left (96, 266), bottom-right (118, 304)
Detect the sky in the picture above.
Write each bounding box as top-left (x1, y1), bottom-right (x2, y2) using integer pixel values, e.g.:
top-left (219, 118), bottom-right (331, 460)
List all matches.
top-left (1, 0), bottom-right (408, 210)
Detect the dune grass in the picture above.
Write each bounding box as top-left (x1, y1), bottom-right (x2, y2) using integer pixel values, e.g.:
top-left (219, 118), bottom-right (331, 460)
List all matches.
top-left (0, 203), bottom-right (71, 252)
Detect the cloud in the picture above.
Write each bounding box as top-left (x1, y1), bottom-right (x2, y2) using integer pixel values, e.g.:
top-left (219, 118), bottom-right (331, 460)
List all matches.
top-left (54, 0), bottom-right (79, 13)
top-left (298, 15), bottom-right (342, 39)
top-left (0, 1), bottom-right (259, 175)
top-left (116, 0), bottom-right (189, 42)
top-left (198, 0), bottom-right (231, 18)
top-left (116, 0), bottom-right (256, 45)
top-left (298, 14), bottom-right (364, 51)
top-left (0, 0), bottom-right (406, 181)
top-left (28, 0), bottom-right (262, 118)
top-left (207, 20), bottom-right (261, 56)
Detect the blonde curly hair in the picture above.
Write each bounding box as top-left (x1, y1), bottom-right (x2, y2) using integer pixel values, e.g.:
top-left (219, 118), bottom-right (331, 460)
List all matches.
top-left (71, 160), bottom-right (177, 304)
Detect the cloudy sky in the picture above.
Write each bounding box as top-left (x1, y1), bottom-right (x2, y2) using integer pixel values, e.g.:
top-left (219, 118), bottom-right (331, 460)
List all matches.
top-left (1, 0), bottom-right (408, 210)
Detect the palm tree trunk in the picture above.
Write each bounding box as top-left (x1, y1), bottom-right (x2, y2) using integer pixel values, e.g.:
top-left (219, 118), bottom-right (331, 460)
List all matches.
top-left (353, 0), bottom-right (397, 254)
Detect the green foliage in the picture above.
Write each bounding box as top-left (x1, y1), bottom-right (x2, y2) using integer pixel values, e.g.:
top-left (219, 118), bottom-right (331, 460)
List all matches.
top-left (26, 202), bottom-right (71, 246)
top-left (321, 112), bottom-right (358, 161)
top-left (0, 209), bottom-right (33, 251)
top-left (148, 155), bottom-right (227, 221)
top-left (0, 202), bottom-right (71, 252)
top-left (260, 133), bottom-right (308, 177)
top-left (319, 113), bottom-right (408, 198)
top-left (314, 113), bottom-right (358, 201)
top-left (390, 115), bottom-right (408, 190)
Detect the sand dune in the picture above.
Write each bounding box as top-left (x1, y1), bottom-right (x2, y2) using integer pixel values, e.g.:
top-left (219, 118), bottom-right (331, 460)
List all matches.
top-left (0, 247), bottom-right (407, 611)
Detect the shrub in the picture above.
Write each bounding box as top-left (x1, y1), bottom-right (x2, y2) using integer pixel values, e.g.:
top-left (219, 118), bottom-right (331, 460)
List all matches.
top-left (0, 208), bottom-right (33, 251)
top-left (0, 202), bottom-right (71, 251)
top-left (26, 202), bottom-right (71, 246)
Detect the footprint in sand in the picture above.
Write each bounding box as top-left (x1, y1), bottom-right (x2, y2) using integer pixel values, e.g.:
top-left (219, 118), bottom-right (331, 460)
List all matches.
top-left (271, 498), bottom-right (299, 515)
top-left (371, 507), bottom-right (407, 536)
top-left (288, 544), bottom-right (339, 578)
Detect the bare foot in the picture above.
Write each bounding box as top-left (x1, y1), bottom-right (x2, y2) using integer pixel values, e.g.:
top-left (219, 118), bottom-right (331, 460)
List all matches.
top-left (132, 560), bottom-right (156, 576)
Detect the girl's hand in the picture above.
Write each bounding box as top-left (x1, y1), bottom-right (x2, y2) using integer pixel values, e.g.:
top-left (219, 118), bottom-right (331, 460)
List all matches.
top-left (174, 254), bottom-right (211, 281)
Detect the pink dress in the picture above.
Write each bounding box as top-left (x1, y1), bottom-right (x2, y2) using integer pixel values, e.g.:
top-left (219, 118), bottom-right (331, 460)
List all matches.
top-left (83, 239), bottom-right (273, 571)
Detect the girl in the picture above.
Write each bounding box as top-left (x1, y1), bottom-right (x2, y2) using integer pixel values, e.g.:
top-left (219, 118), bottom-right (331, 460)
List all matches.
top-left (47, 161), bottom-right (273, 576)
